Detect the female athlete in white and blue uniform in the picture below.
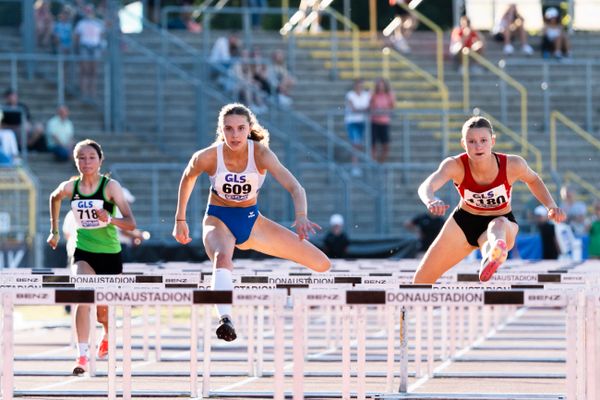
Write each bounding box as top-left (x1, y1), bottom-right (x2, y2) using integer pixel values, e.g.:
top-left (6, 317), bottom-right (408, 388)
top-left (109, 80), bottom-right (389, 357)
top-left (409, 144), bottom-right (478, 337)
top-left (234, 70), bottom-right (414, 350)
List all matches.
top-left (173, 103), bottom-right (331, 341)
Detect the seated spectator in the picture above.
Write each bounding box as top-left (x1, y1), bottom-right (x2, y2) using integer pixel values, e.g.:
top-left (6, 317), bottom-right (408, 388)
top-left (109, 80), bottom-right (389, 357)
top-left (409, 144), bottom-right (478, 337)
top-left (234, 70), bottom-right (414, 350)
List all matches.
top-left (541, 7), bottom-right (570, 59)
top-left (34, 0), bottom-right (54, 49)
top-left (3, 88), bottom-right (46, 152)
top-left (404, 212), bottom-right (444, 255)
top-left (387, 0), bottom-right (418, 54)
top-left (209, 33), bottom-right (242, 91)
top-left (588, 201), bottom-right (600, 259)
top-left (559, 185), bottom-right (588, 236)
top-left (323, 214), bottom-right (350, 258)
top-left (250, 48), bottom-right (271, 98)
top-left (233, 49), bottom-right (267, 114)
top-left (267, 49), bottom-right (295, 107)
top-left (53, 6), bottom-right (74, 54)
top-left (449, 16), bottom-right (485, 72)
top-left (534, 205), bottom-right (559, 260)
top-left (492, 3), bottom-right (534, 56)
top-left (46, 105), bottom-right (74, 162)
top-left (0, 110), bottom-right (20, 166)
top-left (369, 78), bottom-right (394, 163)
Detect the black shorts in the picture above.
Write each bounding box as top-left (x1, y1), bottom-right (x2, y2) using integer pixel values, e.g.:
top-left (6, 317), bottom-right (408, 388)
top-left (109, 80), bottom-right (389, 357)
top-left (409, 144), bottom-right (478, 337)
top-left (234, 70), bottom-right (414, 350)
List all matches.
top-left (73, 248), bottom-right (123, 275)
top-left (371, 123), bottom-right (390, 145)
top-left (451, 207), bottom-right (517, 247)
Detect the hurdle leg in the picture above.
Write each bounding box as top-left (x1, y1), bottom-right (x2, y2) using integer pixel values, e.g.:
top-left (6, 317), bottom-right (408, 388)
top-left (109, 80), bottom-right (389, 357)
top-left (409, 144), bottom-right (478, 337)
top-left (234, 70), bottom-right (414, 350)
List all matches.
top-left (122, 306), bottom-right (132, 400)
top-left (414, 306), bottom-right (422, 377)
top-left (154, 305), bottom-right (161, 361)
top-left (142, 305), bottom-right (150, 361)
top-left (107, 306), bottom-right (117, 400)
top-left (256, 305), bottom-right (265, 377)
top-left (440, 306), bottom-right (448, 360)
top-left (89, 304), bottom-right (97, 376)
top-left (201, 305), bottom-right (211, 398)
top-left (247, 305), bottom-right (255, 376)
top-left (576, 292), bottom-right (586, 400)
top-left (426, 305), bottom-right (434, 376)
top-left (2, 293), bottom-right (14, 400)
top-left (586, 294), bottom-right (596, 400)
top-left (190, 305), bottom-right (198, 398)
top-left (566, 294), bottom-right (577, 400)
top-left (385, 305), bottom-right (395, 392)
top-left (341, 305), bottom-right (351, 400)
top-left (292, 297), bottom-right (305, 400)
top-left (398, 306), bottom-right (408, 393)
top-left (356, 306), bottom-right (366, 400)
top-left (273, 295), bottom-right (285, 400)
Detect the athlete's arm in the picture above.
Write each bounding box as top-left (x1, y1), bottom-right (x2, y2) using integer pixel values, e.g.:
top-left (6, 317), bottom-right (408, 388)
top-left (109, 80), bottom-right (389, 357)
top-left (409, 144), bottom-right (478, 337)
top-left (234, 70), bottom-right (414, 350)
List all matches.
top-left (509, 155), bottom-right (566, 223)
top-left (47, 180), bottom-right (75, 249)
top-left (173, 148), bottom-right (210, 244)
top-left (417, 157), bottom-right (460, 216)
top-left (257, 145), bottom-right (320, 240)
top-left (103, 180), bottom-right (136, 231)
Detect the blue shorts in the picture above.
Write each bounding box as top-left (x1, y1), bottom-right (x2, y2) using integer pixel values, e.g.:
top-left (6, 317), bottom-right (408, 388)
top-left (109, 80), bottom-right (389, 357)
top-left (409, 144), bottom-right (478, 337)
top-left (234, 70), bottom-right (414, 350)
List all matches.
top-left (346, 122), bottom-right (365, 145)
top-left (206, 204), bottom-right (259, 244)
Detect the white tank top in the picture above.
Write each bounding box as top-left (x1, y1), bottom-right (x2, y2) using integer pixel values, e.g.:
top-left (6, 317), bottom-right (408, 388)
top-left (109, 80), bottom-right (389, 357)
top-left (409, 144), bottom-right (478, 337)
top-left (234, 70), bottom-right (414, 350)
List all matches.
top-left (209, 140), bottom-right (266, 203)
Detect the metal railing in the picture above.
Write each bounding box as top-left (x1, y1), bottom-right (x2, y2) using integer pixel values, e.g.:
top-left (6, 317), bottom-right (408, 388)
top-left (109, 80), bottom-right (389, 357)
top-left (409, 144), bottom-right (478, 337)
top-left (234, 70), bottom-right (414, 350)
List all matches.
top-left (462, 49), bottom-right (529, 157)
top-left (550, 110), bottom-right (600, 173)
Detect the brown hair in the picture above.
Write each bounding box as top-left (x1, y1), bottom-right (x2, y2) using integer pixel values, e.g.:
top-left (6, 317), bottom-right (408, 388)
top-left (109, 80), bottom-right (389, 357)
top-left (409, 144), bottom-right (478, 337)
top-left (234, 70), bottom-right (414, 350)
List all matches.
top-left (214, 103), bottom-right (270, 147)
top-left (461, 116), bottom-right (494, 138)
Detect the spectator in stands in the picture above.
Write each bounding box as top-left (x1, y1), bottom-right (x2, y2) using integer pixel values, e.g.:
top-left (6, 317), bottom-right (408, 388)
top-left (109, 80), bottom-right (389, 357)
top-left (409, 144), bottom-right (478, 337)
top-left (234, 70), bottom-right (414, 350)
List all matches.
top-left (344, 78), bottom-right (371, 177)
top-left (74, 4), bottom-right (105, 99)
top-left (267, 49), bottom-right (295, 107)
top-left (492, 4), bottom-right (534, 56)
top-left (449, 16), bottom-right (485, 72)
top-left (53, 6), bottom-right (74, 54)
top-left (172, 103), bottom-right (330, 342)
top-left (588, 201), bottom-right (600, 259)
top-left (323, 214), bottom-right (350, 258)
top-left (369, 78), bottom-right (394, 163)
top-left (247, 0), bottom-right (268, 30)
top-left (297, 0), bottom-right (323, 34)
top-left (250, 48), bottom-right (272, 98)
top-left (0, 110), bottom-right (20, 166)
top-left (541, 7), bottom-right (571, 59)
top-left (412, 116), bottom-right (565, 284)
top-left (559, 185), bottom-right (588, 236)
top-left (534, 205), bottom-right (559, 259)
top-left (387, 0), bottom-right (417, 54)
top-left (46, 105), bottom-right (74, 162)
top-left (34, 0), bottom-right (54, 49)
top-left (47, 139), bottom-right (137, 376)
top-left (233, 49), bottom-right (267, 114)
top-left (3, 88), bottom-right (46, 152)
top-left (208, 33), bottom-right (242, 91)
top-left (405, 212), bottom-right (444, 255)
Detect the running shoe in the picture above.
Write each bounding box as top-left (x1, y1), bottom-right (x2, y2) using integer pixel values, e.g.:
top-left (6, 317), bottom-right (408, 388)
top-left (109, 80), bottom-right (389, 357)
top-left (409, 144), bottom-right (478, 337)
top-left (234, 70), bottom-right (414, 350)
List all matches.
top-left (97, 339), bottom-right (108, 359)
top-left (479, 239), bottom-right (508, 282)
top-left (73, 355), bottom-right (88, 375)
top-left (216, 316), bottom-right (237, 342)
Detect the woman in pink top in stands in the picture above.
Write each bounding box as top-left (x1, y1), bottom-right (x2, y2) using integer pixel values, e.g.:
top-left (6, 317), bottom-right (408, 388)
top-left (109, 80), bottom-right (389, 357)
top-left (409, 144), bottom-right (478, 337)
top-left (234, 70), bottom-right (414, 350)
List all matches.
top-left (369, 78), bottom-right (395, 163)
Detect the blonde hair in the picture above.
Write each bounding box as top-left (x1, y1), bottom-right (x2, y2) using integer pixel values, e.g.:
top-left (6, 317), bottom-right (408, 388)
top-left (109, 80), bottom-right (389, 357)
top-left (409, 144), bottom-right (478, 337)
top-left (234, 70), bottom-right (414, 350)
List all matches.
top-left (214, 103), bottom-right (270, 147)
top-left (461, 116), bottom-right (494, 138)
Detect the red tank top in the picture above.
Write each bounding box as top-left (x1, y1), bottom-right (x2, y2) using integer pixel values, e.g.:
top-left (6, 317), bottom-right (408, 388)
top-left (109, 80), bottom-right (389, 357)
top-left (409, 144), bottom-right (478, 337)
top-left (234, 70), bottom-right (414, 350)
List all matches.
top-left (454, 153), bottom-right (512, 212)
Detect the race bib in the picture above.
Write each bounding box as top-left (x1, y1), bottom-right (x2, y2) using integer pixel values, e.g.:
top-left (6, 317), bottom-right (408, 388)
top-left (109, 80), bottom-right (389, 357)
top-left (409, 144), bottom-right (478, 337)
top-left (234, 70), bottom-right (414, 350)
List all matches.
top-left (214, 173), bottom-right (259, 202)
top-left (71, 199), bottom-right (108, 229)
top-left (463, 185), bottom-right (509, 209)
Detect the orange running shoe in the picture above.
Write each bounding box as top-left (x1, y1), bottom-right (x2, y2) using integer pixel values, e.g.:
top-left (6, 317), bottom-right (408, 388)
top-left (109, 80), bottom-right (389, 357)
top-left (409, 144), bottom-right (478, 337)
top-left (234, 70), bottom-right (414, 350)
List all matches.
top-left (97, 339), bottom-right (108, 359)
top-left (73, 355), bottom-right (88, 375)
top-left (479, 239), bottom-right (508, 282)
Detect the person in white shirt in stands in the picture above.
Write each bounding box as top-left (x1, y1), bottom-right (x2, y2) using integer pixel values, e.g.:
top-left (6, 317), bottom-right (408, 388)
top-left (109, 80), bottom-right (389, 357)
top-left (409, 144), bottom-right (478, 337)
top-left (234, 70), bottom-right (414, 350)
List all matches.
top-left (0, 109), bottom-right (20, 165)
top-left (46, 105), bottom-right (74, 162)
top-left (74, 4), bottom-right (105, 99)
top-left (344, 78), bottom-right (371, 177)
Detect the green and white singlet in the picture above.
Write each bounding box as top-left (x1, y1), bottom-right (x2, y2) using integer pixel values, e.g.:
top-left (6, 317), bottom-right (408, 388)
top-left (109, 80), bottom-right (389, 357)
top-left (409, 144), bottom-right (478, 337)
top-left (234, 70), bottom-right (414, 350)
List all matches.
top-left (70, 176), bottom-right (121, 254)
